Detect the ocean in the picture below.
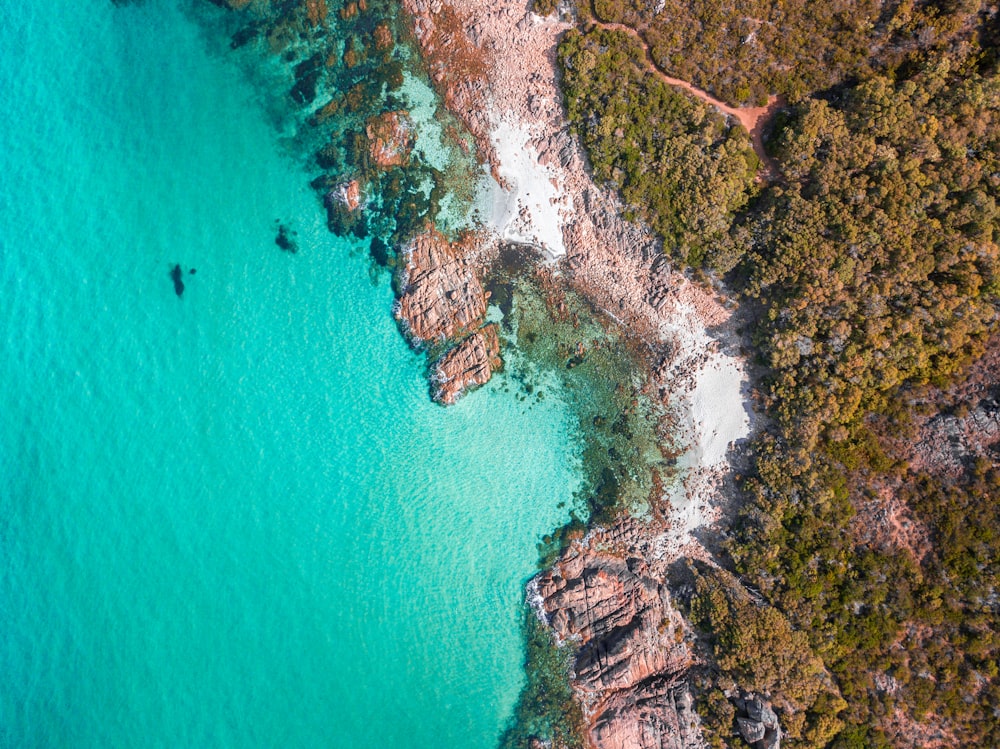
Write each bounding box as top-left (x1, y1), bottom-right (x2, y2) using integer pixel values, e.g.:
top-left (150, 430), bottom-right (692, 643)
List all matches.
top-left (0, 2), bottom-right (583, 746)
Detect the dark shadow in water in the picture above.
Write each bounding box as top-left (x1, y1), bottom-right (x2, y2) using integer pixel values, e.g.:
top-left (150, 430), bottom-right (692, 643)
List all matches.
top-left (169, 264), bottom-right (185, 298)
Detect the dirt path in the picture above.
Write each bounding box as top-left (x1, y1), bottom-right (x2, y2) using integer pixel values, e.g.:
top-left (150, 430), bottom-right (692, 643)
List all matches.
top-left (590, 18), bottom-right (784, 181)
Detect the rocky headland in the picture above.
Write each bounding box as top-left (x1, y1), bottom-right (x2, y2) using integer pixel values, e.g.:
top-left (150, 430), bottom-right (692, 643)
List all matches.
top-left (535, 520), bottom-right (706, 749)
top-left (394, 226), bottom-right (501, 403)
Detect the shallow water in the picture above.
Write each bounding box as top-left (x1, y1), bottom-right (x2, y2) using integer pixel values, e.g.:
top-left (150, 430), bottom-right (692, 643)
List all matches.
top-left (0, 2), bottom-right (582, 747)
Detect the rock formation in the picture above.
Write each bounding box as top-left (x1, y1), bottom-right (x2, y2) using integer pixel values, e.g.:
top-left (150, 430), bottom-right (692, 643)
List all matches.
top-left (433, 324), bottom-right (501, 404)
top-left (535, 521), bottom-right (706, 749)
top-left (337, 179), bottom-right (363, 212)
top-left (395, 228), bottom-right (488, 343)
top-left (323, 180), bottom-right (365, 236)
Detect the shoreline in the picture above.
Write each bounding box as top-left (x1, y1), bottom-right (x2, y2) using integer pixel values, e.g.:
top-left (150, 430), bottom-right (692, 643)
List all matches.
top-left (400, 2), bottom-right (756, 746)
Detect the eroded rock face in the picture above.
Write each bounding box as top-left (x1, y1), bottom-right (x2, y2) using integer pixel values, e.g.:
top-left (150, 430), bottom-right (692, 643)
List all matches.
top-left (536, 522), bottom-right (706, 749)
top-left (393, 227), bottom-right (501, 403)
top-left (433, 324), bottom-right (501, 404)
top-left (365, 110), bottom-right (415, 169)
top-left (395, 228), bottom-right (488, 343)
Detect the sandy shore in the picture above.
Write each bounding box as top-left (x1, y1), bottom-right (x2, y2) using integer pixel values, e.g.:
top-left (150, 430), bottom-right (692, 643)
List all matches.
top-left (403, 0), bottom-right (753, 560)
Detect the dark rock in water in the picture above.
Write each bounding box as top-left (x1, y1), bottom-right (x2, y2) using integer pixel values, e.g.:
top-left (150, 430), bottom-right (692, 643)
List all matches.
top-left (229, 22), bottom-right (262, 49)
top-left (189, 268), bottom-right (197, 275)
top-left (370, 236), bottom-right (390, 267)
top-left (484, 278), bottom-right (513, 320)
top-left (290, 53), bottom-right (324, 105)
top-left (170, 264), bottom-right (185, 298)
top-left (275, 224), bottom-right (297, 253)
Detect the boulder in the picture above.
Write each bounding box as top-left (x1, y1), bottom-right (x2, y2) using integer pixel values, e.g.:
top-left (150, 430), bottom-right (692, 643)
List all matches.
top-left (735, 694), bottom-right (781, 749)
top-left (324, 180), bottom-right (365, 236)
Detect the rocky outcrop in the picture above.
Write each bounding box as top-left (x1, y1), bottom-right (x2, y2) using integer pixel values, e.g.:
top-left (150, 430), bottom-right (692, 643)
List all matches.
top-left (536, 522), bottom-right (706, 749)
top-left (433, 324), bottom-right (501, 404)
top-left (395, 228), bottom-right (488, 343)
top-left (336, 179), bottom-right (363, 211)
top-left (365, 111), bottom-right (414, 169)
top-left (911, 395), bottom-right (1000, 475)
top-left (735, 694), bottom-right (782, 749)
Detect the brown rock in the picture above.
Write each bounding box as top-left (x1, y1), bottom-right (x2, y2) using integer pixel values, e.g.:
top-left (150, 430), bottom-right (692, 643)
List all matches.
top-left (305, 0), bottom-right (327, 25)
top-left (373, 22), bottom-right (394, 52)
top-left (323, 180), bottom-right (365, 236)
top-left (365, 111), bottom-right (415, 169)
top-left (433, 324), bottom-right (502, 404)
top-left (536, 526), bottom-right (705, 749)
top-left (338, 180), bottom-right (363, 211)
top-left (313, 96), bottom-right (342, 123)
top-left (394, 228), bottom-right (488, 343)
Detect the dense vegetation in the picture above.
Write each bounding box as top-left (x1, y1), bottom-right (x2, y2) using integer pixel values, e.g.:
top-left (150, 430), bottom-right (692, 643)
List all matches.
top-left (730, 56), bottom-right (1000, 747)
top-left (688, 564), bottom-right (848, 748)
top-left (558, 28), bottom-right (758, 271)
top-left (560, 1), bottom-right (1000, 745)
top-left (587, 0), bottom-right (995, 105)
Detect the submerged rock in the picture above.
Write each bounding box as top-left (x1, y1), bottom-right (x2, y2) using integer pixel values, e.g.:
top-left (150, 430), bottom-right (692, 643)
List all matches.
top-left (275, 224), bottom-right (297, 253)
top-left (433, 324), bottom-right (501, 404)
top-left (365, 110), bottom-right (415, 169)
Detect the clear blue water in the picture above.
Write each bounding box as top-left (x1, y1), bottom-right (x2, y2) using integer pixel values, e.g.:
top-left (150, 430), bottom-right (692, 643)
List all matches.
top-left (0, 2), bottom-right (581, 747)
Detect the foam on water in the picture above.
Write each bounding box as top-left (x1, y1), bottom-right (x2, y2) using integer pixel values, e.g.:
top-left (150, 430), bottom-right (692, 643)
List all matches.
top-left (0, 2), bottom-right (582, 747)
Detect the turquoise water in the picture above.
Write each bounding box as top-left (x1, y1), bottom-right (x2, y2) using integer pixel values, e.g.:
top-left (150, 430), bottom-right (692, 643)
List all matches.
top-left (0, 2), bottom-right (582, 747)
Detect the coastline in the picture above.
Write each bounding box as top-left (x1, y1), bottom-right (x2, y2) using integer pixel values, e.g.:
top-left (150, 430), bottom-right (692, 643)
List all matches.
top-left (400, 2), bottom-right (756, 746)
